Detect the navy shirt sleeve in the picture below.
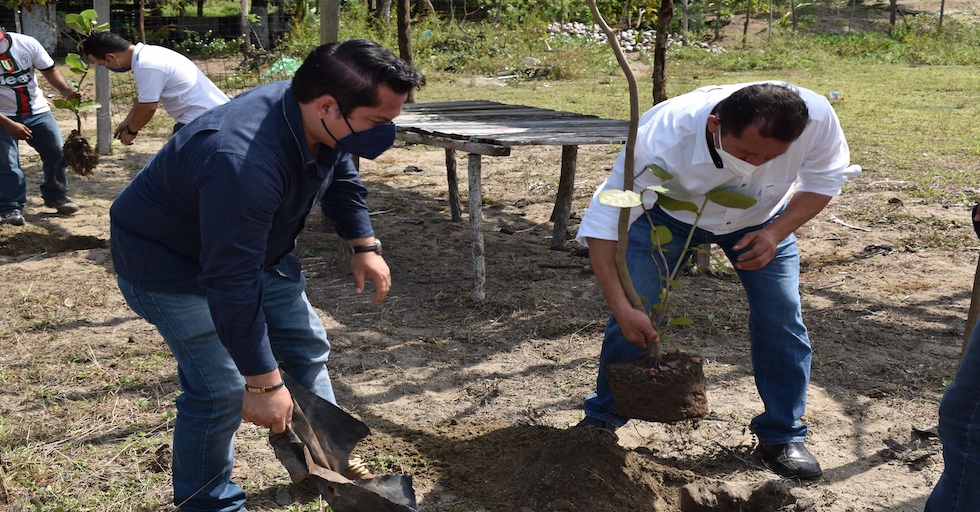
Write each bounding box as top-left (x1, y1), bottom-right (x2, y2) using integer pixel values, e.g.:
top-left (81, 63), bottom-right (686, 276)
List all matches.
top-left (195, 150), bottom-right (283, 376)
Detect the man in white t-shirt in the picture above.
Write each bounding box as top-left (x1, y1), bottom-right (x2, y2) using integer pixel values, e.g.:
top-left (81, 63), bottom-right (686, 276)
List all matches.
top-left (0, 28), bottom-right (83, 226)
top-left (575, 82), bottom-right (851, 481)
top-left (81, 31), bottom-right (229, 145)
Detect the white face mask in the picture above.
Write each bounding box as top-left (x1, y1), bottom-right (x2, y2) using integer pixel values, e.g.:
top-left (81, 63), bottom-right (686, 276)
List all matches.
top-left (716, 125), bottom-right (761, 178)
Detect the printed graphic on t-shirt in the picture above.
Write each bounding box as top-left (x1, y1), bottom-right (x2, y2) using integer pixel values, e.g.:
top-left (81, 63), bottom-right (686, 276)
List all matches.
top-left (0, 52), bottom-right (34, 115)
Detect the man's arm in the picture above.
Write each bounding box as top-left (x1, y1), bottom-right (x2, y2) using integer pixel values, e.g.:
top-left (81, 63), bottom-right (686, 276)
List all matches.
top-left (116, 102), bottom-right (159, 145)
top-left (39, 67), bottom-right (79, 101)
top-left (731, 191), bottom-right (833, 270)
top-left (587, 237), bottom-right (659, 350)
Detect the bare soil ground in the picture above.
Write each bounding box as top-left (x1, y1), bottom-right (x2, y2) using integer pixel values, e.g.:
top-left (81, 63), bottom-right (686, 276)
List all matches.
top-left (2, 1), bottom-right (978, 510)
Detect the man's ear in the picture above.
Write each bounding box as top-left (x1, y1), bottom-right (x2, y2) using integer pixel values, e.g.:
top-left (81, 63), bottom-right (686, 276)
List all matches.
top-left (316, 94), bottom-right (339, 118)
top-left (706, 114), bottom-right (721, 134)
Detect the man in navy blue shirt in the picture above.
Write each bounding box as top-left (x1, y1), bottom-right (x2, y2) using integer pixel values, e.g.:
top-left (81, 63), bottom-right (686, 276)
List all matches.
top-left (110, 39), bottom-right (423, 512)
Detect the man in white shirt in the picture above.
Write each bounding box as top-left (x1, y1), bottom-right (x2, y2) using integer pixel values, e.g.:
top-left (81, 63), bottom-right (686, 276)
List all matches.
top-left (0, 28), bottom-right (82, 226)
top-left (576, 82), bottom-right (851, 480)
top-left (81, 31), bottom-right (229, 144)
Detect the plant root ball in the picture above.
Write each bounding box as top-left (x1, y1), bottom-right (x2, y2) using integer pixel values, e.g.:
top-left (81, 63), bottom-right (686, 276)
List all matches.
top-left (63, 130), bottom-right (99, 176)
top-left (606, 348), bottom-right (709, 423)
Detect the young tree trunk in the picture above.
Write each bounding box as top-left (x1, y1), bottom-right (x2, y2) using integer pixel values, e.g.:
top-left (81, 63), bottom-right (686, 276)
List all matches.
top-left (652, 0), bottom-right (673, 105)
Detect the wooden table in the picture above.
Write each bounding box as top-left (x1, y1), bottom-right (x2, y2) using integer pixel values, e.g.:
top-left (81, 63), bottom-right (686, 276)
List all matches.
top-left (394, 100), bottom-right (629, 300)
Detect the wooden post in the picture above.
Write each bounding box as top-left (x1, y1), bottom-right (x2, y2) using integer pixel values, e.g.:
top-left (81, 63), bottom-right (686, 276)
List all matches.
top-left (551, 144), bottom-right (577, 250)
top-left (445, 149), bottom-right (461, 221)
top-left (95, 0), bottom-right (111, 155)
top-left (467, 153), bottom-right (485, 301)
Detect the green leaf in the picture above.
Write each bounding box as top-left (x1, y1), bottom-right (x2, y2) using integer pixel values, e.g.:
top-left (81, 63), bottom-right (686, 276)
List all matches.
top-left (644, 184), bottom-right (691, 199)
top-left (644, 163), bottom-right (673, 180)
top-left (668, 317), bottom-right (694, 327)
top-left (668, 280), bottom-right (684, 288)
top-left (656, 195), bottom-right (699, 212)
top-left (77, 101), bottom-right (102, 112)
top-left (52, 99), bottom-right (75, 110)
top-left (650, 225), bottom-right (673, 246)
top-left (705, 189), bottom-right (758, 209)
top-left (598, 189), bottom-right (642, 208)
top-left (65, 53), bottom-right (86, 71)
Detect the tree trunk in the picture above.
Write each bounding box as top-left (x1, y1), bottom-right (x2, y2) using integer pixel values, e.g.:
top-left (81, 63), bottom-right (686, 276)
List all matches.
top-left (652, 0), bottom-right (673, 105)
top-left (241, 0), bottom-right (252, 47)
top-left (742, 0), bottom-right (751, 47)
top-left (397, 0), bottom-right (415, 102)
top-left (139, 0), bottom-right (146, 43)
top-left (715, 0), bottom-right (721, 40)
top-left (20, 3), bottom-right (58, 55)
top-left (889, 0), bottom-right (897, 34)
top-left (198, 0), bottom-right (205, 17)
top-left (681, 0), bottom-right (689, 37)
top-left (790, 0), bottom-right (797, 30)
top-left (376, 0), bottom-right (392, 21)
top-left (321, 0), bottom-right (341, 43)
top-left (252, 0), bottom-right (270, 50)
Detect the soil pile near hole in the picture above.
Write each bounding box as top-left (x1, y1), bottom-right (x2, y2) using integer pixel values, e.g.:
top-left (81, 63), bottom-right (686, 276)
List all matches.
top-left (420, 422), bottom-right (690, 510)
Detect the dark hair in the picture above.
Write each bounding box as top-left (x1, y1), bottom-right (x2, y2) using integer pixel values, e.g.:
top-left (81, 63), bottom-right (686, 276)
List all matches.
top-left (292, 38), bottom-right (424, 112)
top-left (713, 83), bottom-right (809, 143)
top-left (80, 31), bottom-right (133, 59)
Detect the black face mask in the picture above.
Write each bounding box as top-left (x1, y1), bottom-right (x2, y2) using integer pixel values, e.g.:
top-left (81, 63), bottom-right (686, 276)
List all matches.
top-left (321, 105), bottom-right (396, 160)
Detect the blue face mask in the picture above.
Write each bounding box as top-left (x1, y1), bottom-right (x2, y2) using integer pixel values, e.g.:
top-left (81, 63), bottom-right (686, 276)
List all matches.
top-left (321, 105), bottom-right (396, 160)
top-left (105, 54), bottom-right (130, 73)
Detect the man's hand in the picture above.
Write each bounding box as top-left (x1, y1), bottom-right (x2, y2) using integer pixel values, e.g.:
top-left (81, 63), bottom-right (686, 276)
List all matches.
top-left (242, 387), bottom-right (293, 433)
top-left (615, 306), bottom-right (660, 350)
top-left (113, 123), bottom-right (137, 146)
top-left (351, 252), bottom-right (391, 304)
top-left (3, 121), bottom-right (31, 140)
top-left (242, 370), bottom-right (293, 434)
top-left (731, 229), bottom-right (780, 271)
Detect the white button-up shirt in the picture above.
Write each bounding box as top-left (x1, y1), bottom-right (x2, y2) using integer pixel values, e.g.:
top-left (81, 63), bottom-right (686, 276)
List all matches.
top-left (576, 81), bottom-right (850, 244)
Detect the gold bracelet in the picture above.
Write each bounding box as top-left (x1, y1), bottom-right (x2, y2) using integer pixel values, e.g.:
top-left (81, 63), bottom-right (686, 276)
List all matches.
top-left (244, 381), bottom-right (285, 393)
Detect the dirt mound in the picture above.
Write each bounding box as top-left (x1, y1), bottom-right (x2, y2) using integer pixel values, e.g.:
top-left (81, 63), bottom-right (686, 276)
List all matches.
top-left (349, 419), bottom-right (806, 512)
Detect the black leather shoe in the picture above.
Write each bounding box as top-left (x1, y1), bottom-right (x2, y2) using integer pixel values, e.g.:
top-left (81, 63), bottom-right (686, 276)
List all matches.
top-left (757, 442), bottom-right (823, 480)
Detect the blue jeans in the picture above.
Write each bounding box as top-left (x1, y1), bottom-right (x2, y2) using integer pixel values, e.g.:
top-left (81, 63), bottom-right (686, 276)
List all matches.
top-left (583, 206), bottom-right (812, 444)
top-left (925, 325), bottom-right (980, 511)
top-left (0, 110), bottom-right (69, 214)
top-left (118, 271), bottom-right (335, 512)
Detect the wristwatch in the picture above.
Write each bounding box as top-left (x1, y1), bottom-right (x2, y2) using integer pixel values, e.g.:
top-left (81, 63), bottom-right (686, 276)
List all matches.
top-left (351, 239), bottom-right (382, 255)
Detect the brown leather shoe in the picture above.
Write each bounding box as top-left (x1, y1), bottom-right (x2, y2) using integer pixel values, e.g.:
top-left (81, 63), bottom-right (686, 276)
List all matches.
top-left (757, 442), bottom-right (823, 480)
top-left (342, 456), bottom-right (375, 480)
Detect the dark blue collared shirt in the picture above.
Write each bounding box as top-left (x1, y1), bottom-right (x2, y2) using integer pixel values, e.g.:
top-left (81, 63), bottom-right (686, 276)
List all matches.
top-left (110, 81), bottom-right (374, 375)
